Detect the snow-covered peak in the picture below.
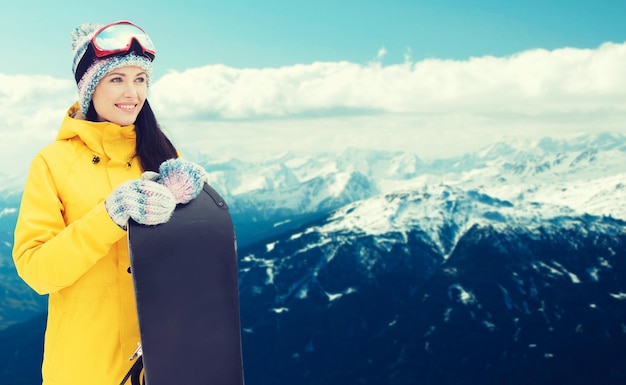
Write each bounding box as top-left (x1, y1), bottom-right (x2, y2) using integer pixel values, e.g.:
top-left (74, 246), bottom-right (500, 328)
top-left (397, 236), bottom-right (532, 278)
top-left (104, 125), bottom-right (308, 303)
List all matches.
top-left (477, 132), bottom-right (626, 159)
top-left (315, 184), bottom-right (582, 257)
top-left (186, 132), bottom-right (626, 243)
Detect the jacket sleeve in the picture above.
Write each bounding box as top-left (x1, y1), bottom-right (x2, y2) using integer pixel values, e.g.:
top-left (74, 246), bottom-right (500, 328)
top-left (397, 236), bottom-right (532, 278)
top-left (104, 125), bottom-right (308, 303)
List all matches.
top-left (12, 153), bottom-right (127, 295)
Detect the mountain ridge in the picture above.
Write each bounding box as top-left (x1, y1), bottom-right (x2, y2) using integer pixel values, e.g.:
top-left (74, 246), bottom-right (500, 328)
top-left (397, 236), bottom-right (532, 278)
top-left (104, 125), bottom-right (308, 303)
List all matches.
top-left (236, 194), bottom-right (626, 385)
top-left (1, 132), bottom-right (626, 384)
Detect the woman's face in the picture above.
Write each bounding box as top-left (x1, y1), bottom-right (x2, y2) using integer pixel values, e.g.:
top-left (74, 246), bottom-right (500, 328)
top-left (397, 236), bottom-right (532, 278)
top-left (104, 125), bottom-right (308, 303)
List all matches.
top-left (92, 65), bottom-right (148, 126)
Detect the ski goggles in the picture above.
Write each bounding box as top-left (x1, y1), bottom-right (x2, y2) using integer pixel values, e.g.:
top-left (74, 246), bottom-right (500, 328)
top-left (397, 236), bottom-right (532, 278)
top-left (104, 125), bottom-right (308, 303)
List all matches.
top-left (90, 21), bottom-right (156, 60)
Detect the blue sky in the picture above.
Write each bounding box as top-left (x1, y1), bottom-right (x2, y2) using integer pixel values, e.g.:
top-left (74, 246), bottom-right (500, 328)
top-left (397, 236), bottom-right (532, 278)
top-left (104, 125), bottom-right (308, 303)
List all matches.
top-left (1, 0), bottom-right (626, 178)
top-left (3, 0), bottom-right (625, 78)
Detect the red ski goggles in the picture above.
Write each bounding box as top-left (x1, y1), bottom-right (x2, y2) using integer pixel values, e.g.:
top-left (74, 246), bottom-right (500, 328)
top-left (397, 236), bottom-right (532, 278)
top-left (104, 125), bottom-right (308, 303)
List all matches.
top-left (90, 21), bottom-right (156, 60)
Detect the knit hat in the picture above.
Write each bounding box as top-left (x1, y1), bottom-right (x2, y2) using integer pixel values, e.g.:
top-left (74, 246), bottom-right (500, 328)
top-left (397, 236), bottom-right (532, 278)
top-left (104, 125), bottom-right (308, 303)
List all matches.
top-left (71, 22), bottom-right (154, 115)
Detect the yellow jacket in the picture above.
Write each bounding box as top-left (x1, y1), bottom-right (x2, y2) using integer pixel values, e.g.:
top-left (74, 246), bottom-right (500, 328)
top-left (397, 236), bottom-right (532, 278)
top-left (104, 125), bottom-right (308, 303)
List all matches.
top-left (13, 103), bottom-right (143, 385)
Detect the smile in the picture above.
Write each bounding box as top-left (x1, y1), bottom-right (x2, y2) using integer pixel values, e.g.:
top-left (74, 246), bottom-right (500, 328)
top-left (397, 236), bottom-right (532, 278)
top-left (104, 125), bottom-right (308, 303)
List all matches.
top-left (116, 104), bottom-right (137, 111)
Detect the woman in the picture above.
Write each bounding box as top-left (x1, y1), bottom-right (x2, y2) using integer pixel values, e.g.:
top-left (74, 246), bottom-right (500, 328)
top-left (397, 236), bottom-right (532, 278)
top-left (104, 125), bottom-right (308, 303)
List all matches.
top-left (12, 21), bottom-right (205, 385)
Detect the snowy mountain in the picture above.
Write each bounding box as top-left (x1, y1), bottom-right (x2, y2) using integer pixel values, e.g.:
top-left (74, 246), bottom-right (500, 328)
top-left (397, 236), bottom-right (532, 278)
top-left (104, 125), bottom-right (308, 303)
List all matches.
top-left (237, 182), bottom-right (626, 385)
top-left (196, 132), bottom-right (626, 245)
top-left (441, 133), bottom-right (626, 220)
top-left (233, 132), bottom-right (626, 384)
top-left (1, 132), bottom-right (626, 384)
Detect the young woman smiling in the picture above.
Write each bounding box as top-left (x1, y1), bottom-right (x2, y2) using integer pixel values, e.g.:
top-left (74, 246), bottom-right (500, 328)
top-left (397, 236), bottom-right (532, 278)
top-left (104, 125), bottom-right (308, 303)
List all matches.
top-left (12, 21), bottom-right (207, 385)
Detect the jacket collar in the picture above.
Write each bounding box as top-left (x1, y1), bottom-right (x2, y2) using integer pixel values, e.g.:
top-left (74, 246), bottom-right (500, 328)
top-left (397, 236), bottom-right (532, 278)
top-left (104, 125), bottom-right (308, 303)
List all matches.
top-left (57, 102), bottom-right (137, 163)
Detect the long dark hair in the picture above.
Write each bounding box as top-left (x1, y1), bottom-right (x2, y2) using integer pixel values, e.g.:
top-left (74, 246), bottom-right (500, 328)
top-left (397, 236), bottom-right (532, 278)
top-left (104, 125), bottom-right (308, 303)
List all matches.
top-left (86, 100), bottom-right (178, 172)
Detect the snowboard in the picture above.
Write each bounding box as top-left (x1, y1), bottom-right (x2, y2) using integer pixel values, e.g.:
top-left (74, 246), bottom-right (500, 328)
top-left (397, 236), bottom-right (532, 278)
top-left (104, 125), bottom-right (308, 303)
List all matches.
top-left (126, 182), bottom-right (244, 385)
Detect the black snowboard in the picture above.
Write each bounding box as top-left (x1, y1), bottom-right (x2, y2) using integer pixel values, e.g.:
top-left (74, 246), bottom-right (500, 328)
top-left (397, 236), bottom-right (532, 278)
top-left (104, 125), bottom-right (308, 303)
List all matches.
top-left (127, 183), bottom-right (244, 385)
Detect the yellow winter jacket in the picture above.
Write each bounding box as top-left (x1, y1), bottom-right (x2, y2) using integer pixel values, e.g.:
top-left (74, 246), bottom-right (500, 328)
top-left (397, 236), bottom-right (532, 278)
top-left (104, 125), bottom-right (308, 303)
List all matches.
top-left (13, 103), bottom-right (144, 385)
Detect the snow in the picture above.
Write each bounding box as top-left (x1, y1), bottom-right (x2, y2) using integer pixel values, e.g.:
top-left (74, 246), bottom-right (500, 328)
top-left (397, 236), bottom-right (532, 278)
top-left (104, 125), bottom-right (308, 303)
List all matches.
top-left (266, 242), bottom-right (277, 252)
top-left (182, 134), bottom-right (626, 256)
top-left (324, 287), bottom-right (357, 301)
top-left (240, 254), bottom-right (276, 284)
top-left (567, 272), bottom-right (581, 284)
top-left (283, 132), bottom-right (626, 260)
top-left (274, 219), bottom-right (292, 227)
top-left (0, 208), bottom-right (16, 217)
top-left (483, 321), bottom-right (496, 331)
top-left (297, 287), bottom-right (308, 299)
top-left (265, 267), bottom-right (275, 284)
top-left (448, 284), bottom-right (476, 305)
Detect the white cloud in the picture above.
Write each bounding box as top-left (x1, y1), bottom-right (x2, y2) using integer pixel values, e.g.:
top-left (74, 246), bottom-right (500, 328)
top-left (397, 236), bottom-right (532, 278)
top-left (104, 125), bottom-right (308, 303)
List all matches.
top-left (0, 74), bottom-right (75, 178)
top-left (376, 47), bottom-right (387, 60)
top-left (1, 42), bottom-right (626, 176)
top-left (150, 41), bottom-right (626, 120)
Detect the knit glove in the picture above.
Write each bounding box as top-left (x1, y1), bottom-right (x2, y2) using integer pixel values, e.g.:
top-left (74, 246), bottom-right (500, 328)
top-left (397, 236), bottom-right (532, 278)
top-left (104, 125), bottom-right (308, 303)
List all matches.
top-left (158, 158), bottom-right (208, 204)
top-left (105, 178), bottom-right (177, 229)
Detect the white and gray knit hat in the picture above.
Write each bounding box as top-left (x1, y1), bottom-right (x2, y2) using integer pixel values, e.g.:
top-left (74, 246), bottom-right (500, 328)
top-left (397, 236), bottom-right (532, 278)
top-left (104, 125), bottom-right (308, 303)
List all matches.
top-left (71, 22), bottom-right (154, 115)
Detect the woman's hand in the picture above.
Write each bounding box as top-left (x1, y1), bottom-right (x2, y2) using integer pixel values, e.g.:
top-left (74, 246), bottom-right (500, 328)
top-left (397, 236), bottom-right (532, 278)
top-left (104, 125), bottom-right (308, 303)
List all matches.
top-left (158, 158), bottom-right (208, 204)
top-left (105, 178), bottom-right (177, 229)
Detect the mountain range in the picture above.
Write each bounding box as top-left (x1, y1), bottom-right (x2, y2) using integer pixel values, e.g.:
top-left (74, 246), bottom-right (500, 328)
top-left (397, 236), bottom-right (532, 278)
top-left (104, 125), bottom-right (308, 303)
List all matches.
top-left (238, 191), bottom-right (626, 385)
top-left (1, 132), bottom-right (625, 384)
top-left (204, 131), bottom-right (626, 229)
